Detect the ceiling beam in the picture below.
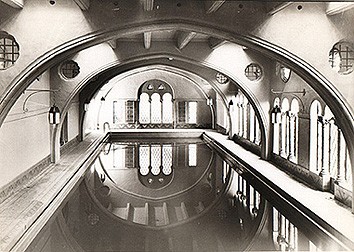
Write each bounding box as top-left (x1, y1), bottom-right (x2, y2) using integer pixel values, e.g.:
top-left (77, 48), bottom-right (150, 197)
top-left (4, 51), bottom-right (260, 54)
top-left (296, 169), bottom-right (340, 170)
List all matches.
top-left (107, 40), bottom-right (117, 49)
top-left (144, 32), bottom-right (152, 49)
top-left (205, 0), bottom-right (226, 14)
top-left (143, 0), bottom-right (154, 11)
top-left (73, 0), bottom-right (89, 10)
top-left (176, 31), bottom-right (196, 50)
top-left (267, 2), bottom-right (292, 15)
top-left (1, 0), bottom-right (23, 8)
top-left (326, 2), bottom-right (354, 15)
top-left (208, 37), bottom-right (226, 50)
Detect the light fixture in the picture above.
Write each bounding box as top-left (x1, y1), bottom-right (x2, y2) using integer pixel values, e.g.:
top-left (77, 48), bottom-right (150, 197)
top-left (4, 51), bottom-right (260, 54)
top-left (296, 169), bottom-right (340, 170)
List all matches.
top-left (271, 105), bottom-right (281, 124)
top-left (48, 104), bottom-right (60, 124)
top-left (207, 97), bottom-right (213, 106)
top-left (84, 100), bottom-right (90, 111)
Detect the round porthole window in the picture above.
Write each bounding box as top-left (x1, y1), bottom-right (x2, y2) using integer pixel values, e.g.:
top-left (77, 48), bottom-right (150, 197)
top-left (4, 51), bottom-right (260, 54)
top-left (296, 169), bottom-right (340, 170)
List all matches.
top-left (329, 42), bottom-right (353, 75)
top-left (0, 31), bottom-right (20, 70)
top-left (216, 72), bottom-right (229, 84)
top-left (245, 63), bottom-right (262, 81)
top-left (60, 60), bottom-right (80, 79)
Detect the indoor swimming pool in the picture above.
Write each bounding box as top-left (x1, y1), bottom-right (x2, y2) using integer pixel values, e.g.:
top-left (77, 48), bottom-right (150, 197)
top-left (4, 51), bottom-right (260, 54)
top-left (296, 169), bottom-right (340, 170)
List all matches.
top-left (25, 137), bottom-right (349, 251)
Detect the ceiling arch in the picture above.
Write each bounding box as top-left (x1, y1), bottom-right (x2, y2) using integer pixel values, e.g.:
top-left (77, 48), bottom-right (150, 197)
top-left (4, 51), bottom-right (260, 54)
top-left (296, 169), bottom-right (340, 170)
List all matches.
top-left (0, 19), bottom-right (353, 185)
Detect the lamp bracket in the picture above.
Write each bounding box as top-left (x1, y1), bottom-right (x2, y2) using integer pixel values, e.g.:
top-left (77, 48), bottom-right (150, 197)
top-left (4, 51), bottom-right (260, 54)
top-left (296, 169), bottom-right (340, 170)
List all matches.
top-left (23, 89), bottom-right (58, 112)
top-left (271, 88), bottom-right (307, 96)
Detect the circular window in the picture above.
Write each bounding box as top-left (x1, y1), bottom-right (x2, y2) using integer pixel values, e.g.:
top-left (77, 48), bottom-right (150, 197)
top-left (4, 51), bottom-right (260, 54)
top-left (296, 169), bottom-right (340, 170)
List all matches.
top-left (0, 31), bottom-right (20, 70)
top-left (216, 72), bottom-right (229, 84)
top-left (329, 42), bottom-right (353, 75)
top-left (279, 65), bottom-right (291, 83)
top-left (245, 63), bottom-right (262, 81)
top-left (60, 60), bottom-right (80, 79)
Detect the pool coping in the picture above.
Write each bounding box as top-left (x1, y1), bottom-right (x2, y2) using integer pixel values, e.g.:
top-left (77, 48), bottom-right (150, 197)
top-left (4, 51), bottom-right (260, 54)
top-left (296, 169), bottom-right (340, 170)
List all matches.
top-left (203, 131), bottom-right (354, 250)
top-left (1, 129), bottom-right (353, 251)
top-left (0, 132), bottom-right (108, 252)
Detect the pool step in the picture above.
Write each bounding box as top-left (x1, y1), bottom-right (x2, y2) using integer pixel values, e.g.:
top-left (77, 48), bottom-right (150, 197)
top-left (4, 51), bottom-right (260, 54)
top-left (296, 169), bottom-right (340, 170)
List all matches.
top-left (111, 200), bottom-right (204, 227)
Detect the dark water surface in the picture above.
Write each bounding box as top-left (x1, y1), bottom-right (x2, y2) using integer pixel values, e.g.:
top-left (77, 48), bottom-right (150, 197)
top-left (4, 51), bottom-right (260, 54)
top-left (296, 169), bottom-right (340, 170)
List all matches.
top-left (26, 138), bottom-right (346, 251)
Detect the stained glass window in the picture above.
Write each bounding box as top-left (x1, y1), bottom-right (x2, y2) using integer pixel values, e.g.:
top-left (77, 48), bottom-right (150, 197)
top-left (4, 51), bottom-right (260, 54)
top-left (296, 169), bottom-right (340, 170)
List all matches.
top-left (139, 93), bottom-right (150, 123)
top-left (162, 93), bottom-right (173, 123)
top-left (188, 101), bottom-right (197, 124)
top-left (151, 93), bottom-right (162, 124)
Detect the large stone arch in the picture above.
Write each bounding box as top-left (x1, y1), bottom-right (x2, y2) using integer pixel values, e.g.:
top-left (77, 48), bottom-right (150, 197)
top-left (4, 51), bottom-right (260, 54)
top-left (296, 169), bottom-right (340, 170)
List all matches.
top-left (0, 19), bottom-right (353, 211)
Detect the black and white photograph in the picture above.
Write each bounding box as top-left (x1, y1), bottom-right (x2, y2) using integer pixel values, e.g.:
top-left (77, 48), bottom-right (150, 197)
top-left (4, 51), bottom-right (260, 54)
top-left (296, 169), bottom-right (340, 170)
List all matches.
top-left (0, 0), bottom-right (353, 251)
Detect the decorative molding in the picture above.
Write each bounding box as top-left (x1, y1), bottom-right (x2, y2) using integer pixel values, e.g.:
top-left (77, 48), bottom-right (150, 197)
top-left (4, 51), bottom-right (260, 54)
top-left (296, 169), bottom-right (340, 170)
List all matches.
top-left (0, 155), bottom-right (51, 204)
top-left (0, 137), bottom-right (79, 204)
top-left (73, 0), bottom-right (89, 10)
top-left (326, 2), bottom-right (354, 16)
top-left (334, 183), bottom-right (352, 208)
top-left (1, 0), bottom-right (23, 8)
top-left (205, 0), bottom-right (226, 14)
top-left (267, 2), bottom-right (292, 15)
top-left (176, 31), bottom-right (196, 50)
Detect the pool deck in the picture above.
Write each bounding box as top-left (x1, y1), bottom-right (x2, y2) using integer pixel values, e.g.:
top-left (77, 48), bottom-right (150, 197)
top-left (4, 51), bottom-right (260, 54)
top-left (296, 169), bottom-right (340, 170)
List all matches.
top-left (204, 131), bottom-right (354, 250)
top-left (0, 132), bottom-right (107, 252)
top-left (0, 129), bottom-right (353, 251)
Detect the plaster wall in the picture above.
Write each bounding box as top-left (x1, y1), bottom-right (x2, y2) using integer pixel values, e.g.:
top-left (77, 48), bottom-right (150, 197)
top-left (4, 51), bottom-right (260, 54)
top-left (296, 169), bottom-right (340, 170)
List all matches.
top-left (95, 68), bottom-right (212, 128)
top-left (67, 99), bottom-right (80, 142)
top-left (0, 71), bottom-right (51, 189)
top-left (0, 0), bottom-right (93, 95)
top-left (254, 2), bottom-right (354, 110)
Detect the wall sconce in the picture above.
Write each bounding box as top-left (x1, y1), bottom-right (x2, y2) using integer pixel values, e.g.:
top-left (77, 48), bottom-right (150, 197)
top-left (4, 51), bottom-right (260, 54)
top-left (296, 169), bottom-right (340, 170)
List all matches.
top-left (271, 105), bottom-right (282, 124)
top-left (48, 104), bottom-right (60, 124)
top-left (84, 100), bottom-right (90, 111)
top-left (207, 97), bottom-right (213, 106)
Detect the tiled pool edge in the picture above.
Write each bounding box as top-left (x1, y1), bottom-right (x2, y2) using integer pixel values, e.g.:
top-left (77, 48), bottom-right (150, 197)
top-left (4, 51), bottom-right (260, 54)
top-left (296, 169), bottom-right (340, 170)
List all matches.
top-left (203, 131), bottom-right (354, 250)
top-left (1, 133), bottom-right (107, 252)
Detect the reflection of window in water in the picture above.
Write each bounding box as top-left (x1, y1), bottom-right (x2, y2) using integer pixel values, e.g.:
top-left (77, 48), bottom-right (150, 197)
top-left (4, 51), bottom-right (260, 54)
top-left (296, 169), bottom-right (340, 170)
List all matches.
top-left (162, 145), bottom-right (172, 175)
top-left (272, 207), bottom-right (298, 251)
top-left (188, 144), bottom-right (197, 167)
top-left (138, 144), bottom-right (173, 176)
top-left (139, 145), bottom-right (150, 176)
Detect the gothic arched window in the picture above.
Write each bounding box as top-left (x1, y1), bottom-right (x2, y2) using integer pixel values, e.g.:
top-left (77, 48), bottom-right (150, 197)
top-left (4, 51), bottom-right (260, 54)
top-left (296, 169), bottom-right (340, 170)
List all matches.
top-left (138, 80), bottom-right (174, 126)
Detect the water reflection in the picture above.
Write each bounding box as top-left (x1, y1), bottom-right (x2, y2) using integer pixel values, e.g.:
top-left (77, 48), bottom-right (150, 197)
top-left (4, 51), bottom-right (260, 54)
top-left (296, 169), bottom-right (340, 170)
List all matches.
top-left (26, 139), bottom-right (346, 251)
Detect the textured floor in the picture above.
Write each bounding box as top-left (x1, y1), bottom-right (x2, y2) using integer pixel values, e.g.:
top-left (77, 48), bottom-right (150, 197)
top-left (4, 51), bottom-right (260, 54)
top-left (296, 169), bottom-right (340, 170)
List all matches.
top-left (0, 132), bottom-right (106, 252)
